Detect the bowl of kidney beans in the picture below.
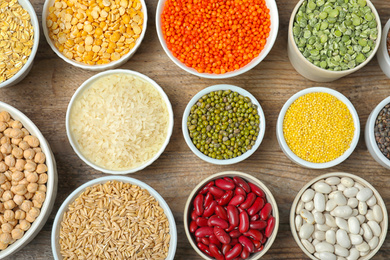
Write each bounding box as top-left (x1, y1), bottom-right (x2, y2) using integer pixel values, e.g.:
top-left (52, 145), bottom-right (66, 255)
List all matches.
top-left (184, 171), bottom-right (279, 260)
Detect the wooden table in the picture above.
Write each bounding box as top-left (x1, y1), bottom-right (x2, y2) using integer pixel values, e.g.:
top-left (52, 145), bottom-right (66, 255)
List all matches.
top-left (4, 0), bottom-right (390, 259)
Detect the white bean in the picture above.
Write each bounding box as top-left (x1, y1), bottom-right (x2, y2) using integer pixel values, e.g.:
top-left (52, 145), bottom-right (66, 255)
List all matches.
top-left (362, 223), bottom-right (373, 241)
top-left (346, 248), bottom-right (360, 260)
top-left (314, 193), bottom-right (326, 212)
top-left (296, 200), bottom-right (304, 214)
top-left (366, 195), bottom-right (377, 207)
top-left (348, 217), bottom-right (360, 234)
top-left (368, 236), bottom-right (379, 250)
top-left (312, 239), bottom-right (320, 246)
top-left (326, 177), bottom-right (341, 185)
top-left (316, 223), bottom-right (331, 232)
top-left (315, 242), bottom-right (334, 253)
top-left (349, 234), bottom-right (363, 245)
top-left (326, 230), bottom-right (336, 245)
top-left (367, 221), bottom-right (381, 237)
top-left (343, 187), bottom-right (358, 198)
top-left (334, 244), bottom-right (349, 257)
top-left (360, 250), bottom-right (369, 257)
top-left (366, 210), bottom-right (375, 221)
top-left (319, 252), bottom-right (336, 260)
top-left (355, 242), bottom-right (369, 252)
top-left (356, 188), bottom-right (373, 202)
top-left (336, 229), bottom-right (351, 248)
top-left (326, 199), bottom-right (337, 212)
top-left (314, 212), bottom-right (325, 225)
top-left (295, 215), bottom-right (303, 232)
top-left (299, 223), bottom-right (314, 239)
top-left (302, 239), bottom-right (315, 253)
top-left (337, 183), bottom-right (346, 191)
top-left (305, 201), bottom-right (314, 211)
top-left (314, 231), bottom-right (326, 241)
top-left (314, 182), bottom-right (332, 194)
top-left (347, 198), bottom-right (358, 209)
top-left (300, 209), bottom-right (315, 224)
top-left (356, 215), bottom-right (365, 225)
top-left (301, 189), bottom-right (315, 202)
top-left (332, 206), bottom-right (352, 218)
top-left (325, 214), bottom-right (337, 228)
top-left (352, 209), bottom-right (358, 217)
top-left (353, 182), bottom-right (364, 191)
top-left (358, 201), bottom-right (367, 215)
top-left (335, 217), bottom-right (349, 232)
top-left (333, 191), bottom-right (347, 206)
top-left (340, 177), bottom-right (354, 188)
top-left (373, 205), bottom-right (383, 222)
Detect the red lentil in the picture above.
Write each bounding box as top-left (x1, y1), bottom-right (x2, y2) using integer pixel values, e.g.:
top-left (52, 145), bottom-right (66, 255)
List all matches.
top-left (161, 0), bottom-right (271, 74)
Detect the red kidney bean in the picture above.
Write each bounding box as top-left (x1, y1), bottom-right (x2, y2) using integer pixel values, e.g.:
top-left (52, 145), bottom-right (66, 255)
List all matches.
top-left (252, 239), bottom-right (261, 249)
top-left (209, 243), bottom-right (224, 260)
top-left (222, 244), bottom-right (231, 255)
top-left (199, 181), bottom-right (214, 195)
top-left (250, 214), bottom-right (260, 222)
top-left (261, 233), bottom-right (267, 244)
top-left (216, 178), bottom-right (236, 190)
top-left (244, 229), bottom-right (263, 241)
top-left (229, 229), bottom-right (241, 238)
top-left (240, 192), bottom-right (256, 209)
top-left (229, 194), bottom-right (245, 206)
top-left (208, 217), bottom-right (229, 229)
top-left (225, 224), bottom-right (235, 232)
top-left (194, 194), bottom-right (204, 216)
top-left (265, 216), bottom-right (275, 238)
top-left (204, 192), bottom-right (214, 208)
top-left (240, 247), bottom-right (250, 259)
top-left (190, 220), bottom-right (198, 233)
top-left (238, 235), bottom-right (254, 253)
top-left (209, 186), bottom-right (225, 198)
top-left (214, 226), bottom-right (231, 244)
top-left (238, 211), bottom-right (249, 233)
top-left (225, 243), bottom-right (243, 260)
top-left (196, 217), bottom-right (209, 227)
top-left (249, 220), bottom-right (267, 230)
top-left (247, 197), bottom-right (264, 216)
top-left (195, 227), bottom-right (214, 238)
top-left (234, 187), bottom-right (247, 197)
top-left (217, 190), bottom-right (234, 206)
top-left (260, 203), bottom-right (272, 220)
top-left (196, 236), bottom-right (202, 243)
top-left (191, 210), bottom-right (199, 221)
top-left (248, 182), bottom-right (265, 197)
top-left (201, 237), bottom-right (210, 245)
top-left (203, 200), bottom-right (217, 218)
top-left (230, 237), bottom-right (238, 246)
top-left (227, 205), bottom-right (239, 227)
top-left (197, 242), bottom-right (213, 257)
top-left (254, 245), bottom-right (264, 253)
top-left (209, 234), bottom-right (222, 248)
top-left (238, 207), bottom-right (245, 214)
top-left (215, 205), bottom-right (228, 221)
top-left (233, 176), bottom-right (251, 193)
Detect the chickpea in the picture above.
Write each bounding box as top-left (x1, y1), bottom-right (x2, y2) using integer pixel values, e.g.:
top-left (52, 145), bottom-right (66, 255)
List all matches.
top-left (2, 190), bottom-right (13, 201)
top-left (13, 194), bottom-right (24, 206)
top-left (32, 200), bottom-right (42, 208)
top-left (3, 128), bottom-right (11, 137)
top-left (24, 161), bottom-right (36, 172)
top-left (4, 155), bottom-right (15, 167)
top-left (0, 153), bottom-right (3, 161)
top-left (1, 223), bottom-right (12, 233)
top-left (9, 128), bottom-right (23, 139)
top-left (25, 213), bottom-right (36, 223)
top-left (23, 149), bottom-right (35, 160)
top-left (3, 170), bottom-right (11, 181)
top-left (0, 162), bottom-right (8, 173)
top-left (21, 128), bottom-right (29, 137)
top-left (0, 112), bottom-right (10, 122)
top-left (38, 184), bottom-right (47, 192)
top-left (3, 200), bottom-right (15, 210)
top-left (11, 229), bottom-right (24, 240)
top-left (24, 192), bottom-right (33, 200)
top-left (0, 122), bottom-right (7, 132)
top-left (20, 200), bottom-right (33, 213)
top-left (8, 219), bottom-right (17, 227)
top-left (33, 147), bottom-right (42, 153)
top-left (15, 210), bottom-right (26, 220)
top-left (18, 178), bottom-right (29, 186)
top-left (3, 209), bottom-right (14, 221)
top-left (0, 143), bottom-right (11, 154)
top-left (11, 147), bottom-right (23, 159)
top-left (0, 203), bottom-right (4, 213)
top-left (24, 136), bottom-right (39, 148)
top-left (19, 220), bottom-right (30, 231)
top-left (0, 173), bottom-right (6, 184)
top-left (0, 233), bottom-right (11, 244)
top-left (27, 183), bottom-right (38, 193)
top-left (18, 141), bottom-right (29, 151)
top-left (36, 164), bottom-right (47, 174)
top-left (1, 181), bottom-right (11, 190)
top-left (12, 184), bottom-right (27, 196)
top-left (14, 159), bottom-right (26, 171)
top-left (33, 191), bottom-right (45, 204)
top-left (0, 216), bottom-right (4, 224)
top-left (11, 138), bottom-right (22, 145)
top-left (26, 172), bottom-right (38, 183)
top-left (0, 136), bottom-right (9, 145)
top-left (11, 121), bottom-right (22, 129)
top-left (34, 152), bottom-right (46, 164)
top-left (11, 171), bottom-right (24, 182)
top-left (38, 174), bottom-right (48, 184)
top-left (0, 241), bottom-right (7, 250)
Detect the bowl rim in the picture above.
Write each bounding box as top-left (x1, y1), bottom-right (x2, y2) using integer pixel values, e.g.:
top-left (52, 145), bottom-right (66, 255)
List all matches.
top-left (0, 0), bottom-right (40, 88)
top-left (41, 0), bottom-right (148, 70)
top-left (182, 84), bottom-right (266, 165)
top-left (366, 96), bottom-right (390, 168)
top-left (289, 172), bottom-right (389, 260)
top-left (183, 171), bottom-right (279, 260)
top-left (0, 101), bottom-right (57, 258)
top-left (288, 0), bottom-right (382, 75)
top-left (276, 87), bottom-right (360, 169)
top-left (65, 69), bottom-right (174, 174)
top-left (155, 0), bottom-right (279, 79)
top-left (51, 175), bottom-right (177, 260)
top-left (377, 19), bottom-right (390, 77)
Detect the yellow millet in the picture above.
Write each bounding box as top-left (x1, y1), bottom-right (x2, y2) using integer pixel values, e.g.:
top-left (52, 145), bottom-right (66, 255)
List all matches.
top-left (283, 92), bottom-right (354, 163)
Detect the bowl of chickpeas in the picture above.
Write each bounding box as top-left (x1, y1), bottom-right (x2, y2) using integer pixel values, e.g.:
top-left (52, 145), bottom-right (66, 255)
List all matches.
top-left (42, 0), bottom-right (148, 71)
top-left (0, 102), bottom-right (57, 258)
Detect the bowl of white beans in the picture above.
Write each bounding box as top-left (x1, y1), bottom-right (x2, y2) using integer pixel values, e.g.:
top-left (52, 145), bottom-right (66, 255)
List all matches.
top-left (290, 172), bottom-right (388, 260)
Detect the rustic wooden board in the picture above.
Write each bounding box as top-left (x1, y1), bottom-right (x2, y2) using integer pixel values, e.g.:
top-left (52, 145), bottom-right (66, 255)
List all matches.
top-left (3, 0), bottom-right (390, 259)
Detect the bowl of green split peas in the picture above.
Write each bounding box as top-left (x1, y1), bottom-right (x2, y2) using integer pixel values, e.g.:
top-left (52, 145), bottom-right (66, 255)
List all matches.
top-left (287, 0), bottom-right (381, 82)
top-left (182, 85), bottom-right (266, 165)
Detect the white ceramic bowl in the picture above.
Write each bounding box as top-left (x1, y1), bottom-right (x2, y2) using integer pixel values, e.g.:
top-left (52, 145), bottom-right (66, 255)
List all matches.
top-left (0, 0), bottom-right (40, 88)
top-left (0, 101), bottom-right (57, 259)
top-left (155, 0), bottom-right (279, 79)
top-left (182, 85), bottom-right (266, 165)
top-left (287, 0), bottom-right (381, 82)
top-left (42, 0), bottom-right (148, 71)
top-left (184, 171), bottom-right (279, 260)
top-left (276, 87), bottom-right (360, 169)
top-left (377, 19), bottom-right (390, 78)
top-left (365, 96), bottom-right (390, 169)
top-left (51, 176), bottom-right (177, 260)
top-left (290, 172), bottom-right (388, 260)
top-left (66, 69), bottom-right (174, 174)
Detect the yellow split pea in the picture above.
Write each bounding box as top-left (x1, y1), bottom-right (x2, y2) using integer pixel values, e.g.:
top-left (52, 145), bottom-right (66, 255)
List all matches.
top-left (283, 92), bottom-right (354, 163)
top-left (47, 0), bottom-right (144, 65)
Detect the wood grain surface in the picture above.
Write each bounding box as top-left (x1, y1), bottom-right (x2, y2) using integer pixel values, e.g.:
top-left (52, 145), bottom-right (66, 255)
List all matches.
top-left (3, 0), bottom-right (390, 259)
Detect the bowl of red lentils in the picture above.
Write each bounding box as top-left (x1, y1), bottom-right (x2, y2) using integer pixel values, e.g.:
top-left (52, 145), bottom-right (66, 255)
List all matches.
top-left (155, 0), bottom-right (279, 78)
top-left (276, 87), bottom-right (360, 169)
top-left (42, 0), bottom-right (147, 71)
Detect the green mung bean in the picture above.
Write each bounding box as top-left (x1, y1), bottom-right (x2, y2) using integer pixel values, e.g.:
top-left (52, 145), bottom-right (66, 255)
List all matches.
top-left (293, 0), bottom-right (378, 71)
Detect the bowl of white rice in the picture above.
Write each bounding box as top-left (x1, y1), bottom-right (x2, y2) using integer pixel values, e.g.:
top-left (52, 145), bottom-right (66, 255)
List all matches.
top-left (65, 69), bottom-right (174, 174)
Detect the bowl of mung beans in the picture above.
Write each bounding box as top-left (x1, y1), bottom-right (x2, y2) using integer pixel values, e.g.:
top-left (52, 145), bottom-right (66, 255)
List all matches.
top-left (377, 19), bottom-right (390, 79)
top-left (182, 85), bottom-right (266, 165)
top-left (42, 0), bottom-right (147, 71)
top-left (276, 87), bottom-right (360, 169)
top-left (365, 96), bottom-right (390, 170)
top-left (51, 176), bottom-right (177, 260)
top-left (155, 0), bottom-right (279, 79)
top-left (0, 0), bottom-right (40, 88)
top-left (0, 101), bottom-right (57, 259)
top-left (287, 0), bottom-right (381, 82)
